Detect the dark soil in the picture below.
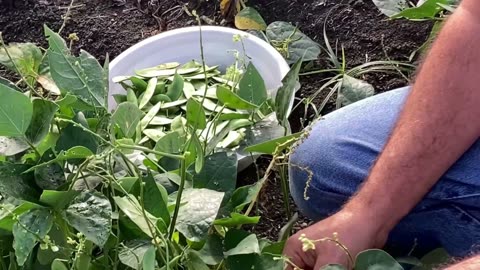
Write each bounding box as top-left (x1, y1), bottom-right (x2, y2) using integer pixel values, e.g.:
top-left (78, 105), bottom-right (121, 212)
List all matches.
top-left (0, 0), bottom-right (432, 240)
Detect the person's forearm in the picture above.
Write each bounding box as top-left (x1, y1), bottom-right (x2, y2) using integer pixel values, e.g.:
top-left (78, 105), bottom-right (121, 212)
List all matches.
top-left (343, 3), bottom-right (480, 235)
top-left (444, 255), bottom-right (480, 270)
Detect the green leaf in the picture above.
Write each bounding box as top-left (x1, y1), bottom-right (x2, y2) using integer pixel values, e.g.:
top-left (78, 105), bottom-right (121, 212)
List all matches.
top-left (412, 248), bottom-right (450, 270)
top-left (25, 146), bottom-right (94, 173)
top-left (227, 181), bottom-right (262, 211)
top-left (63, 192), bottom-right (112, 247)
top-left (235, 7), bottom-right (267, 31)
top-left (217, 85), bottom-right (258, 110)
top-left (198, 234), bottom-right (224, 265)
top-left (0, 43), bottom-right (42, 87)
top-left (51, 259), bottom-right (69, 270)
top-left (34, 149), bottom-right (66, 190)
top-left (391, 0), bottom-right (450, 19)
top-left (224, 229), bottom-right (260, 256)
top-left (278, 213), bottom-right (298, 242)
top-left (0, 163), bottom-right (40, 202)
top-left (372, 0), bottom-right (408, 16)
top-left (355, 249), bottom-right (404, 270)
top-left (214, 213), bottom-right (260, 227)
top-left (130, 77), bottom-right (148, 92)
top-left (0, 136), bottom-right (29, 156)
top-left (238, 63), bottom-right (267, 106)
top-left (338, 75), bottom-right (374, 107)
top-left (13, 208), bottom-right (53, 266)
top-left (245, 132), bottom-right (303, 154)
top-left (275, 58), bottom-right (301, 127)
top-left (0, 82), bottom-right (33, 136)
top-left (25, 99), bottom-right (59, 145)
top-left (266, 21), bottom-right (321, 64)
top-left (176, 189), bottom-right (224, 242)
top-left (138, 77), bottom-right (157, 109)
top-left (45, 25), bottom-right (107, 108)
top-left (112, 102), bottom-right (144, 138)
top-left (166, 73), bottom-right (184, 101)
top-left (40, 190), bottom-right (79, 209)
top-left (142, 246), bottom-right (156, 270)
top-left (143, 173), bottom-right (170, 229)
top-left (154, 131), bottom-right (185, 156)
top-left (185, 250), bottom-right (210, 270)
top-left (191, 152), bottom-right (237, 195)
top-left (118, 240), bottom-right (154, 270)
top-left (114, 195), bottom-right (158, 238)
top-left (56, 112), bottom-right (98, 154)
top-left (186, 98), bottom-right (207, 129)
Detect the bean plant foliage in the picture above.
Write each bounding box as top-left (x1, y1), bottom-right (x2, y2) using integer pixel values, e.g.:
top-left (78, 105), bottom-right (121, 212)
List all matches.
top-left (0, 23), bottom-right (308, 269)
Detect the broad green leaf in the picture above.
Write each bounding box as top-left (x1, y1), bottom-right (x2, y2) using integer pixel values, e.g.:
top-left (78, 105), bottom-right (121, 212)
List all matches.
top-left (154, 131), bottom-right (185, 156)
top-left (34, 149), bottom-right (66, 190)
top-left (275, 58), bottom-right (302, 127)
top-left (185, 250), bottom-right (210, 270)
top-left (114, 195), bottom-right (158, 238)
top-left (176, 188), bottom-right (224, 242)
top-left (186, 98), bottom-right (207, 129)
top-left (0, 82), bottom-right (33, 136)
top-left (238, 63), bottom-right (267, 106)
top-left (338, 75), bottom-right (374, 107)
top-left (218, 112), bottom-right (250, 121)
top-left (320, 265), bottom-right (347, 270)
top-left (55, 93), bottom-right (77, 108)
top-left (0, 43), bottom-right (42, 87)
top-left (56, 112), bottom-right (98, 154)
top-left (198, 97), bottom-right (235, 114)
top-left (118, 240), bottom-right (154, 270)
top-left (198, 234), bottom-right (224, 265)
top-left (206, 119), bottom-right (253, 154)
top-left (51, 259), bottom-right (69, 270)
top-left (235, 7), bottom-right (267, 31)
top-left (392, 0), bottom-right (450, 19)
top-left (0, 136), bottom-right (29, 156)
top-left (245, 132), bottom-right (303, 154)
top-left (224, 229), bottom-right (260, 257)
top-left (214, 213), bottom-right (260, 227)
top-left (63, 192), bottom-right (112, 247)
top-left (112, 102), bottom-right (144, 138)
top-left (142, 246), bottom-right (156, 270)
top-left (266, 21), bottom-right (321, 64)
top-left (45, 25), bottom-right (107, 108)
top-left (166, 73), bottom-right (184, 101)
top-left (13, 208), bottom-right (53, 266)
top-left (191, 152), bottom-right (237, 195)
top-left (37, 222), bottom-right (71, 265)
top-left (140, 102), bottom-right (161, 130)
top-left (372, 0), bottom-right (408, 16)
top-left (217, 85), bottom-right (258, 110)
top-left (143, 173), bottom-right (170, 229)
top-left (25, 99), bottom-right (59, 145)
top-left (355, 249), bottom-right (403, 270)
top-left (40, 190), bottom-right (79, 209)
top-left (227, 181), bottom-right (262, 211)
top-left (0, 163), bottom-right (40, 202)
top-left (138, 77), bottom-right (157, 109)
top-left (412, 248), bottom-right (450, 270)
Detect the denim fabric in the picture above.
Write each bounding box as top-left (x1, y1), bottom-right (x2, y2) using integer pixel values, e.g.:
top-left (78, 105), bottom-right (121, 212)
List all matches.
top-left (289, 87), bottom-right (480, 257)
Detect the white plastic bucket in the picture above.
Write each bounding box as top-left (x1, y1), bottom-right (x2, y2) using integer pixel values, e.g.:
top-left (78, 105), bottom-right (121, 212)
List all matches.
top-left (108, 26), bottom-right (291, 170)
top-left (108, 26), bottom-right (290, 110)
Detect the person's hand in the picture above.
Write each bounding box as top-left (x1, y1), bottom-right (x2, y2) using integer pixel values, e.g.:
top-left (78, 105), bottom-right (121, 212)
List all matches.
top-left (283, 210), bottom-right (389, 270)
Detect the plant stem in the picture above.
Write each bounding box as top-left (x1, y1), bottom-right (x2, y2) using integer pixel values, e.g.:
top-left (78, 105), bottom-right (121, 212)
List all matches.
top-left (117, 144), bottom-right (185, 160)
top-left (168, 157), bottom-right (187, 239)
top-left (58, 0), bottom-right (75, 34)
top-left (279, 164), bottom-right (291, 219)
top-left (244, 157), bottom-right (276, 217)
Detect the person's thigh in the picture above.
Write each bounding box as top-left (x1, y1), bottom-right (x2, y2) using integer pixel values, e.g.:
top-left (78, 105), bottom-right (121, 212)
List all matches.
top-left (289, 86), bottom-right (480, 256)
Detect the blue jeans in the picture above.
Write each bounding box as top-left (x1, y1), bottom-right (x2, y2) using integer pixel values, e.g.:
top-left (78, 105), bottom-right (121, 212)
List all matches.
top-left (289, 87), bottom-right (480, 257)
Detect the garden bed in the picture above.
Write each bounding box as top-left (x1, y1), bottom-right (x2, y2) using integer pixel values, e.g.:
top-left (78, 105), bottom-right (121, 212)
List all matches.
top-left (0, 0), bottom-right (432, 245)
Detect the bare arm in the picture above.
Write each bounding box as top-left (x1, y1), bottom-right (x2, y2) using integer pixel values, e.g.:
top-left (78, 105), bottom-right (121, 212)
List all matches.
top-left (285, 1), bottom-right (480, 268)
top-left (445, 256), bottom-right (480, 270)
top-left (344, 0), bottom-right (480, 236)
